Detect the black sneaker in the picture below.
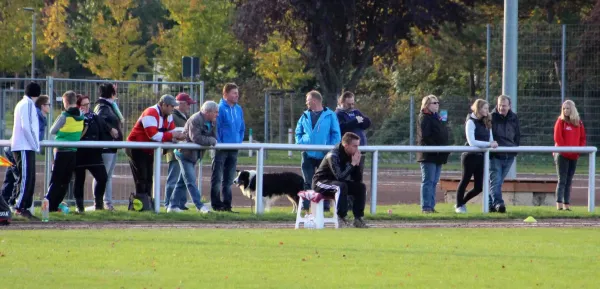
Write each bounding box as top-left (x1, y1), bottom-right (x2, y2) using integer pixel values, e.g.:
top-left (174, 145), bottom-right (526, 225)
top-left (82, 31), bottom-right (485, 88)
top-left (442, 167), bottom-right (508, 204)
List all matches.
top-left (495, 204), bottom-right (506, 213)
top-left (489, 205), bottom-right (497, 213)
top-left (338, 216), bottom-right (351, 227)
top-left (181, 206), bottom-right (190, 211)
top-left (16, 209), bottom-right (40, 221)
top-left (353, 217), bottom-right (369, 228)
top-left (222, 208), bottom-right (239, 214)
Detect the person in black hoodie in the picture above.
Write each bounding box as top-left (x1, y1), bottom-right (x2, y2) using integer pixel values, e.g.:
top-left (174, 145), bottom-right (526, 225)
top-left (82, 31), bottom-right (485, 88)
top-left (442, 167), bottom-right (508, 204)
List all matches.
top-left (416, 95), bottom-right (449, 213)
top-left (93, 83), bottom-right (122, 210)
top-left (312, 132), bottom-right (368, 228)
top-left (455, 99), bottom-right (498, 214)
top-left (74, 95), bottom-right (110, 213)
top-left (489, 95), bottom-right (520, 213)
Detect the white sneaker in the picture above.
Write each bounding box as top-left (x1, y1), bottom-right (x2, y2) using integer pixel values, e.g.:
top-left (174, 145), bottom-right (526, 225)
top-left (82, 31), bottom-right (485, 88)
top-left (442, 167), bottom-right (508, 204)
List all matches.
top-left (84, 206), bottom-right (96, 212)
top-left (198, 205), bottom-right (211, 214)
top-left (454, 205), bottom-right (467, 214)
top-left (167, 206), bottom-right (183, 213)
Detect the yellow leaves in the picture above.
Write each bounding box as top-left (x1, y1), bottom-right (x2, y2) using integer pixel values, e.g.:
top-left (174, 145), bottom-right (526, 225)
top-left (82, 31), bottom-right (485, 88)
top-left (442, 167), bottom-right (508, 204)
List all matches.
top-left (254, 31), bottom-right (311, 89)
top-left (42, 0), bottom-right (69, 59)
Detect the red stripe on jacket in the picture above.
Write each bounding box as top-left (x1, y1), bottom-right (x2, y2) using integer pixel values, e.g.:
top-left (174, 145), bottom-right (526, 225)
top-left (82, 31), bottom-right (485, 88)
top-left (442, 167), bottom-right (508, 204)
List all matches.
top-left (127, 105), bottom-right (175, 154)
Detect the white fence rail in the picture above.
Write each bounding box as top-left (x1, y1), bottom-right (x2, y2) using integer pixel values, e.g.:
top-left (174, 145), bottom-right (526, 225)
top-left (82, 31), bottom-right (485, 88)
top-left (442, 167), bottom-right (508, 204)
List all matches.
top-left (0, 140), bottom-right (596, 214)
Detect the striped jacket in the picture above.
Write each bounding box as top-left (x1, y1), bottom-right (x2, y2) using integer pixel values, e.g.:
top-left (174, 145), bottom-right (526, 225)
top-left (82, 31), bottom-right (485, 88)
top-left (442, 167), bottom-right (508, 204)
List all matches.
top-left (50, 108), bottom-right (85, 151)
top-left (127, 104), bottom-right (176, 154)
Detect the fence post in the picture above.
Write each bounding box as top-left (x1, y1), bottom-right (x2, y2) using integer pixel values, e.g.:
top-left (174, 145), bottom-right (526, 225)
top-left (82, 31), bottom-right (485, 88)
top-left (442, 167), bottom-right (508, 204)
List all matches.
top-left (288, 128), bottom-right (293, 158)
top-left (370, 150), bottom-right (379, 215)
top-left (409, 95), bottom-right (414, 163)
top-left (255, 148), bottom-right (265, 214)
top-left (482, 150), bottom-right (490, 213)
top-left (44, 76), bottom-right (54, 195)
top-left (248, 128), bottom-right (253, 157)
top-left (588, 151), bottom-right (596, 213)
top-left (561, 24), bottom-right (566, 103)
top-left (153, 147), bottom-right (162, 213)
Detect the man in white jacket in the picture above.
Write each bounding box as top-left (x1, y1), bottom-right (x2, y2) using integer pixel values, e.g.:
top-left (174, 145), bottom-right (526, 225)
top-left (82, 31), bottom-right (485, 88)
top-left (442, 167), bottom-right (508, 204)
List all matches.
top-left (11, 82), bottom-right (41, 220)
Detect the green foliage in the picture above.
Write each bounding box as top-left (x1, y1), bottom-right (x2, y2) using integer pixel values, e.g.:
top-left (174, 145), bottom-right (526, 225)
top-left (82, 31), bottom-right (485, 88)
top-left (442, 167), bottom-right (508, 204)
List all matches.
top-left (0, 1), bottom-right (43, 76)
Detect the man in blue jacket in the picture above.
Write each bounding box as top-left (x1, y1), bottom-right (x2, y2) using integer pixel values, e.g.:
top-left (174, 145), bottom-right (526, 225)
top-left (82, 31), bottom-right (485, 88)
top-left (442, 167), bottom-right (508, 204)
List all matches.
top-left (211, 83), bottom-right (245, 212)
top-left (295, 90), bottom-right (341, 211)
top-left (336, 91), bottom-right (370, 171)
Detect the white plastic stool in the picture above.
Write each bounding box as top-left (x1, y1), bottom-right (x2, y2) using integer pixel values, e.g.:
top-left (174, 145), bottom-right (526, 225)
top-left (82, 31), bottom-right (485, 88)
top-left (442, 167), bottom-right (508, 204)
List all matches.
top-left (295, 190), bottom-right (339, 229)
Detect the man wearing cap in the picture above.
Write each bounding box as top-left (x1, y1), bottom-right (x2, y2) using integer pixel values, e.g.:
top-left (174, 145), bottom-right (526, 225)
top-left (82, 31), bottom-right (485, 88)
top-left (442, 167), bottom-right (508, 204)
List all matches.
top-left (127, 95), bottom-right (186, 199)
top-left (164, 93), bottom-right (196, 210)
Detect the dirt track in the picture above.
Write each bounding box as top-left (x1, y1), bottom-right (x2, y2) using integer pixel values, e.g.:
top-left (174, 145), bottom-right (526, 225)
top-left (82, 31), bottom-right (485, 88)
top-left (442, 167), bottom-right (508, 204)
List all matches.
top-left (1, 163), bottom-right (598, 207)
top-left (5, 219), bottom-right (600, 230)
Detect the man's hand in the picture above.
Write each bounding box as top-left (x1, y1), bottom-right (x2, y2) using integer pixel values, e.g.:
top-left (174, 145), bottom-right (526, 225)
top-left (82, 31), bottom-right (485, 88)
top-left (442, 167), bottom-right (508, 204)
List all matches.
top-left (351, 151), bottom-right (361, 166)
top-left (110, 128), bottom-right (119, 139)
top-left (172, 131), bottom-right (186, 141)
top-left (356, 116), bottom-right (364, 123)
top-left (490, 141), bottom-right (499, 149)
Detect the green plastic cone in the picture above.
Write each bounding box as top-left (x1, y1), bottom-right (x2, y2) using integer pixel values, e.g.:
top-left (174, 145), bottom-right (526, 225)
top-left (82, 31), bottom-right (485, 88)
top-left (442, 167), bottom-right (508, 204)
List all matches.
top-left (523, 216), bottom-right (537, 223)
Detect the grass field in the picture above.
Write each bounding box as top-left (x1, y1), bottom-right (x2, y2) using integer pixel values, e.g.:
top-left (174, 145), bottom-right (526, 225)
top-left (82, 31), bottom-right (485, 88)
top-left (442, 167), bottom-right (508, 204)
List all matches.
top-left (1, 228), bottom-right (599, 288)
top-left (10, 204), bottom-right (600, 223)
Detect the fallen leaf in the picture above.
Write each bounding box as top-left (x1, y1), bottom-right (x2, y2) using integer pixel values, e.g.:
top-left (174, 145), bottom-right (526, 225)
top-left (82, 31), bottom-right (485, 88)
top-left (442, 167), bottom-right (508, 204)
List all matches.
top-left (376, 272), bottom-right (382, 276)
top-left (279, 242), bottom-right (283, 245)
top-left (502, 265), bottom-right (505, 269)
top-left (302, 258), bottom-right (306, 262)
top-left (407, 273), bottom-right (411, 277)
top-left (225, 276), bottom-right (228, 279)
top-left (343, 255), bottom-right (346, 258)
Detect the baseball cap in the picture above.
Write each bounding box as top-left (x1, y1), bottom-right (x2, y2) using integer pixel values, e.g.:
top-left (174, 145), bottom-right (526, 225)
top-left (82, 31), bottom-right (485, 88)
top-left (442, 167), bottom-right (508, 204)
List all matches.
top-left (159, 94), bottom-right (178, 106)
top-left (176, 93), bottom-right (197, 105)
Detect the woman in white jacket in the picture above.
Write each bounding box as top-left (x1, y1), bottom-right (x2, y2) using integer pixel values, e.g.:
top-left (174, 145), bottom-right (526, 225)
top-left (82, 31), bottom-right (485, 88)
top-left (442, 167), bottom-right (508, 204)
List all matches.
top-left (455, 99), bottom-right (498, 213)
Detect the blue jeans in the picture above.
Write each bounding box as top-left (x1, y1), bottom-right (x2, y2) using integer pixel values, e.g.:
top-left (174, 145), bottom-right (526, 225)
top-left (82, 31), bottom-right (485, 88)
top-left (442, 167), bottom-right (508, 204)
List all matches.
top-left (489, 156), bottom-right (514, 207)
top-left (165, 160), bottom-right (187, 208)
top-left (419, 162), bottom-right (442, 211)
top-left (301, 152), bottom-right (330, 210)
top-left (172, 155), bottom-right (204, 209)
top-left (210, 150), bottom-right (238, 210)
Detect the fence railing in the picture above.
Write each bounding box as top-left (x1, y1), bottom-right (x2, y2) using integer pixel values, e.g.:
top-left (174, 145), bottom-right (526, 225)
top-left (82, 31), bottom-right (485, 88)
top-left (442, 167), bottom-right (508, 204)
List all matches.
top-left (0, 140), bottom-right (596, 214)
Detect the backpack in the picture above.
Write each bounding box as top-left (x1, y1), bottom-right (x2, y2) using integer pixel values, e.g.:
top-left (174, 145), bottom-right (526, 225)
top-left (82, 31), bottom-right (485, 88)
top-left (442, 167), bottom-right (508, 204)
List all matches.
top-left (0, 196), bottom-right (11, 226)
top-left (128, 193), bottom-right (155, 212)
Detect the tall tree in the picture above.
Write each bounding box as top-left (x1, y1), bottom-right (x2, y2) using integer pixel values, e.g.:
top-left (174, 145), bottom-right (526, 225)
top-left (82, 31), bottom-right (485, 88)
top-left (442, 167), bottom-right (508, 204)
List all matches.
top-left (84, 0), bottom-right (148, 80)
top-left (233, 0), bottom-right (474, 107)
top-left (42, 0), bottom-right (69, 75)
top-left (0, 1), bottom-right (42, 76)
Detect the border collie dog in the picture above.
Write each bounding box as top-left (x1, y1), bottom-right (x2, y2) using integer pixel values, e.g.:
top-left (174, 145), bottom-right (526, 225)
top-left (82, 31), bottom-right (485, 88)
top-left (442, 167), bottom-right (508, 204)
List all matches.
top-left (233, 170), bottom-right (304, 213)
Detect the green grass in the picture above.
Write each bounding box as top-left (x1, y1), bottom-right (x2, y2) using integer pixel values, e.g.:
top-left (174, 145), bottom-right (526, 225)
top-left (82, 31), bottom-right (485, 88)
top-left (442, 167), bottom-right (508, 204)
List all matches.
top-left (11, 204), bottom-right (599, 223)
top-left (1, 228), bottom-right (599, 288)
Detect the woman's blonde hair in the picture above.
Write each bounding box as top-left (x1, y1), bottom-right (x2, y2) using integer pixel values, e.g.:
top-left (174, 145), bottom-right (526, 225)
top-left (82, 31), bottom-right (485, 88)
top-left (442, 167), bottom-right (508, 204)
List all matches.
top-left (471, 99), bottom-right (492, 129)
top-left (560, 100), bottom-right (581, 126)
top-left (420, 94), bottom-right (438, 111)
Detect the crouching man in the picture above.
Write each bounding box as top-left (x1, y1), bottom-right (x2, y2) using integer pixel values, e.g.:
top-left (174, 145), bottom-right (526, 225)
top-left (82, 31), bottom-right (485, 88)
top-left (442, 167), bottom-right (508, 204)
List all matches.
top-left (312, 132), bottom-right (368, 228)
top-left (168, 101), bottom-right (219, 213)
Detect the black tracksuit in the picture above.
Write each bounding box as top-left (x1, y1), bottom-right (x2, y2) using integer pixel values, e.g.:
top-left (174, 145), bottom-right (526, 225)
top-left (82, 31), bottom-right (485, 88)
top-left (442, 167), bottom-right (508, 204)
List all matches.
top-left (456, 115), bottom-right (491, 207)
top-left (312, 143), bottom-right (366, 218)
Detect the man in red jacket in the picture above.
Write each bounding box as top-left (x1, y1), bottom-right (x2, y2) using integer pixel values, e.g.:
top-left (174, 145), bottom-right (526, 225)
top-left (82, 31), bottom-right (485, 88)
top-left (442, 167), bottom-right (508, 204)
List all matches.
top-left (127, 94), bottom-right (186, 199)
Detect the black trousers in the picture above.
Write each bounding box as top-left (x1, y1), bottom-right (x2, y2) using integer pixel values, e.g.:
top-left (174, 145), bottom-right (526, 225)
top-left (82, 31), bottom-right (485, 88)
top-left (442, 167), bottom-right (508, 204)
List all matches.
top-left (313, 180), bottom-right (366, 218)
top-left (12, 150), bottom-right (36, 211)
top-left (74, 165), bottom-right (107, 210)
top-left (127, 149), bottom-right (154, 197)
top-left (46, 151), bottom-right (77, 211)
top-left (456, 153), bottom-right (484, 207)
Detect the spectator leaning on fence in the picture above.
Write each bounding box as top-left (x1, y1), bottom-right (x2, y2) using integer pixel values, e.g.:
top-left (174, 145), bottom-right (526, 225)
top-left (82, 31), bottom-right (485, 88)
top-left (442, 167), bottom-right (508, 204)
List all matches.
top-left (1, 95), bottom-right (49, 209)
top-left (489, 95), bottom-right (520, 213)
top-left (93, 83), bottom-right (123, 211)
top-left (164, 93), bottom-right (196, 210)
top-left (295, 90), bottom-right (341, 212)
top-left (46, 91), bottom-right (85, 212)
top-left (553, 100), bottom-right (586, 211)
top-left (416, 95), bottom-right (449, 214)
top-left (169, 101), bottom-right (219, 214)
top-left (454, 99), bottom-right (498, 214)
top-left (73, 95), bottom-right (109, 213)
top-left (312, 132), bottom-right (368, 228)
top-left (126, 94), bottom-right (186, 200)
top-left (211, 83), bottom-right (245, 213)
top-left (9, 82), bottom-right (41, 220)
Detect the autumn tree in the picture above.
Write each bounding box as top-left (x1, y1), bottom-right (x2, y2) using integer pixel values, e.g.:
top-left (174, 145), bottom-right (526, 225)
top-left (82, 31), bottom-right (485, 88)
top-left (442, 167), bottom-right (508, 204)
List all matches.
top-left (0, 1), bottom-right (42, 76)
top-left (233, 0), bottom-right (475, 107)
top-left (84, 0), bottom-right (148, 80)
top-left (42, 0), bottom-right (69, 75)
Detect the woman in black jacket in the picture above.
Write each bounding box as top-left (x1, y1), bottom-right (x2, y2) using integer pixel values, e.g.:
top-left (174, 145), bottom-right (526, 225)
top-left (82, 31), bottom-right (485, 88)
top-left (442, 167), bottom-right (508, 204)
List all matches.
top-left (73, 95), bottom-right (110, 213)
top-left (416, 95), bottom-right (449, 213)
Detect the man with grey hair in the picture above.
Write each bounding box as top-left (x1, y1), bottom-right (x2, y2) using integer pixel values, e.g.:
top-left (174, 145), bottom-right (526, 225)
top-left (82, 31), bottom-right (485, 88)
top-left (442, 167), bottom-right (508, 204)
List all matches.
top-left (164, 93), bottom-right (197, 210)
top-left (127, 94), bottom-right (186, 202)
top-left (168, 101), bottom-right (218, 213)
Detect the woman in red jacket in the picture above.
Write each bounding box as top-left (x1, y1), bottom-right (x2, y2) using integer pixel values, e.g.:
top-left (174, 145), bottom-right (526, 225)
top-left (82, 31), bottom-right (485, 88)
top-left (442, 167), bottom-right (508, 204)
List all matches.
top-left (553, 100), bottom-right (586, 211)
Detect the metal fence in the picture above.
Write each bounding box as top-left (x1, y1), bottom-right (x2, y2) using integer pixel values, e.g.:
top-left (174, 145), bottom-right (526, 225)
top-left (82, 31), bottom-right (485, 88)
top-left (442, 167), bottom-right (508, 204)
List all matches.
top-left (0, 139), bottom-right (596, 214)
top-left (0, 77), bottom-right (204, 204)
